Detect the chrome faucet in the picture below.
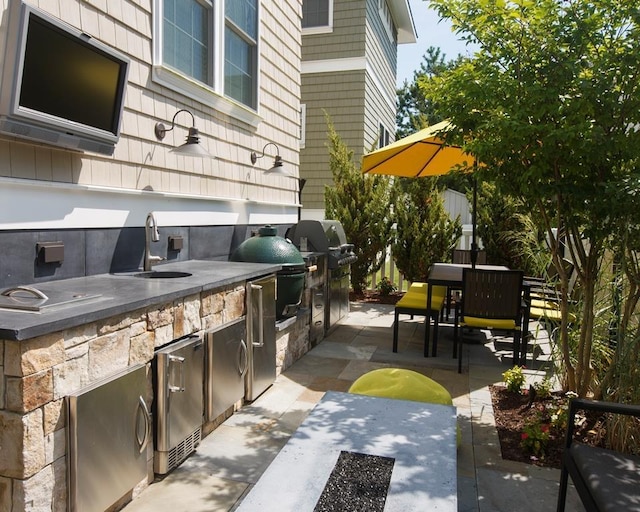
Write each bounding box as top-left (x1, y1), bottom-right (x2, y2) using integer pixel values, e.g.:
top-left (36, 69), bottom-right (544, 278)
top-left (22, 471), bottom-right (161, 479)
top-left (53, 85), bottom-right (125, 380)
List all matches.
top-left (144, 211), bottom-right (165, 271)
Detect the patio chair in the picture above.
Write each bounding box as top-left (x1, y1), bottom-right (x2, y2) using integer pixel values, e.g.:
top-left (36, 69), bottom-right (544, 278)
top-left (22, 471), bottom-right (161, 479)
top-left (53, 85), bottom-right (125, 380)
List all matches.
top-left (393, 283), bottom-right (446, 356)
top-left (444, 249), bottom-right (488, 318)
top-left (452, 248), bottom-right (487, 265)
top-left (557, 398), bottom-right (640, 512)
top-left (454, 268), bottom-right (524, 373)
top-left (527, 259), bottom-right (578, 329)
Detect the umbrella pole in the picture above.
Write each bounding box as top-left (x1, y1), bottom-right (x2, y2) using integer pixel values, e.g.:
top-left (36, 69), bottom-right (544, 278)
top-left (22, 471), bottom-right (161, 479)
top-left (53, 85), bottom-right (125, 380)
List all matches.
top-left (471, 172), bottom-right (478, 268)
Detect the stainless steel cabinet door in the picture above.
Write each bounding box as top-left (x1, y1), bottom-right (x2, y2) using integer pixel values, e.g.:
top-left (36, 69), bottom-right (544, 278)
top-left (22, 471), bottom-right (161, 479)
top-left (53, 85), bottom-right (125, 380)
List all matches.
top-left (206, 317), bottom-right (248, 421)
top-left (67, 364), bottom-right (151, 512)
top-left (246, 275), bottom-right (277, 401)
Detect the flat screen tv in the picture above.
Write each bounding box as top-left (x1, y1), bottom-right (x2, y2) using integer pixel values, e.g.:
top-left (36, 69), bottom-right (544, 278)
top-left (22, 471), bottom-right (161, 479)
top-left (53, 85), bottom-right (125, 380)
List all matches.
top-left (0, 1), bottom-right (129, 155)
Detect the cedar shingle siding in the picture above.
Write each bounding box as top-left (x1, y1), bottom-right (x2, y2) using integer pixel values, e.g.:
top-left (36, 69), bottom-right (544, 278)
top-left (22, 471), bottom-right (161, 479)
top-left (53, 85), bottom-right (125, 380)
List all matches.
top-left (300, 0), bottom-right (399, 213)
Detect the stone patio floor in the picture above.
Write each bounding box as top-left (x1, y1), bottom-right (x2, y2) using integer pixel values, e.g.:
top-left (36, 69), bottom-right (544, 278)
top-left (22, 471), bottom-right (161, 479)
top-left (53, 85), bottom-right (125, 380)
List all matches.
top-left (123, 302), bottom-right (584, 512)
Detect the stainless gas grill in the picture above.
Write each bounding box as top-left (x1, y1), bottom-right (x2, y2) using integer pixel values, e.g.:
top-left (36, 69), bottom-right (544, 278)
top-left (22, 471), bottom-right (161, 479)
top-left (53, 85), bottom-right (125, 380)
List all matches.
top-left (288, 220), bottom-right (356, 331)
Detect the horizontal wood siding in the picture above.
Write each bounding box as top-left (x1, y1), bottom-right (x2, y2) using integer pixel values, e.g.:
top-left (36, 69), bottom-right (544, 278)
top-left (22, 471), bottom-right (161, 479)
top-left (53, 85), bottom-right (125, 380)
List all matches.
top-left (300, 70), bottom-right (367, 211)
top-left (364, 0), bottom-right (399, 149)
top-left (298, 0), bottom-right (401, 215)
top-left (0, 0), bottom-right (302, 225)
top-left (302, 0), bottom-right (366, 61)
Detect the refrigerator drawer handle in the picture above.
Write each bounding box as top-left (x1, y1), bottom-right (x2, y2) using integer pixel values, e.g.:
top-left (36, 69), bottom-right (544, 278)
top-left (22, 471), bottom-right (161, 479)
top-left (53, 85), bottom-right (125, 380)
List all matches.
top-left (168, 355), bottom-right (185, 392)
top-left (251, 283), bottom-right (264, 347)
top-left (136, 395), bottom-right (151, 453)
top-left (238, 338), bottom-right (248, 377)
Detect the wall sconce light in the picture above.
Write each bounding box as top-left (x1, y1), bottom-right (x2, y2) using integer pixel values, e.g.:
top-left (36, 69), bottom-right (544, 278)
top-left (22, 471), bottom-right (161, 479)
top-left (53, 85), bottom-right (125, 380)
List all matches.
top-left (154, 109), bottom-right (211, 157)
top-left (250, 142), bottom-right (289, 175)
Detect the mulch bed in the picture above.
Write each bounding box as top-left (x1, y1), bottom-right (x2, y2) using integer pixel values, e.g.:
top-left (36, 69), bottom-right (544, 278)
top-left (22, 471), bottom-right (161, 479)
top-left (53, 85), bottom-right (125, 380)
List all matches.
top-left (489, 385), bottom-right (606, 468)
top-left (349, 290), bottom-right (403, 305)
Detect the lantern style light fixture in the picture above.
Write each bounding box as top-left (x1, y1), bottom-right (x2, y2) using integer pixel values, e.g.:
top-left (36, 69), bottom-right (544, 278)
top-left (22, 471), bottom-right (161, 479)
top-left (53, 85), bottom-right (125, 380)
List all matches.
top-left (250, 142), bottom-right (289, 175)
top-left (154, 109), bottom-right (211, 157)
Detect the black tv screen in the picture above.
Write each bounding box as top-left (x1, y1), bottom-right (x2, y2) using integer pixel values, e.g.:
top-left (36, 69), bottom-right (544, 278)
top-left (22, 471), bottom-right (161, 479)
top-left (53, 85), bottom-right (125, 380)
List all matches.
top-left (20, 14), bottom-right (124, 135)
top-left (0, 1), bottom-right (129, 155)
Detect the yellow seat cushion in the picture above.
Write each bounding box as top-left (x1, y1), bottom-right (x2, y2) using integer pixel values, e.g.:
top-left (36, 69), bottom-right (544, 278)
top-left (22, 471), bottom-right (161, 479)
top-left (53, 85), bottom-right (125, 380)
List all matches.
top-left (462, 316), bottom-right (518, 330)
top-left (530, 298), bottom-right (560, 310)
top-left (348, 368), bottom-right (452, 406)
top-left (407, 282), bottom-right (446, 297)
top-left (396, 283), bottom-right (445, 311)
top-left (529, 305), bottom-right (576, 323)
top-left (530, 306), bottom-right (561, 321)
top-left (396, 292), bottom-right (444, 311)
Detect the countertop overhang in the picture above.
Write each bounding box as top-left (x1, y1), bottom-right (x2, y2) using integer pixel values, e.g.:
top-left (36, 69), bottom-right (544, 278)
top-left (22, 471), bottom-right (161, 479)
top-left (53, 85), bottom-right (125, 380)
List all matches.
top-left (0, 260), bottom-right (281, 341)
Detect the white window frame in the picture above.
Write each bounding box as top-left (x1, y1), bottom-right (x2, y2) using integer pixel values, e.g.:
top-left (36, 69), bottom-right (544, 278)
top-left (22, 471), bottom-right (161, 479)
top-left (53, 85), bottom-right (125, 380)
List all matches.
top-left (378, 122), bottom-right (391, 149)
top-left (378, 0), bottom-right (394, 43)
top-left (300, 104), bottom-right (306, 149)
top-left (152, 0), bottom-right (261, 127)
top-left (302, 0), bottom-right (334, 35)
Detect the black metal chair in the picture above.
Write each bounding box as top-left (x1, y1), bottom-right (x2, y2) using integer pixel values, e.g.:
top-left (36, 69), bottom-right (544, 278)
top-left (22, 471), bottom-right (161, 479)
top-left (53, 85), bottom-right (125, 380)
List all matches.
top-left (557, 398), bottom-right (640, 512)
top-left (452, 248), bottom-right (487, 265)
top-left (393, 283), bottom-right (446, 356)
top-left (454, 268), bottom-right (524, 373)
top-left (444, 249), bottom-right (488, 319)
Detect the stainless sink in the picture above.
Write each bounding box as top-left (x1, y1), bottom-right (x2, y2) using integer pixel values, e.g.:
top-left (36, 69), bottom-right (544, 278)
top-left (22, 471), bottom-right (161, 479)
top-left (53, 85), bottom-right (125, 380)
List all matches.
top-left (133, 271), bottom-right (192, 279)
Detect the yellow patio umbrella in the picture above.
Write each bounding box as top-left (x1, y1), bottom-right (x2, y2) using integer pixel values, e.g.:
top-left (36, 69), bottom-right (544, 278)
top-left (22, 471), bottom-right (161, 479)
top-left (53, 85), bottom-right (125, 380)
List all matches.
top-left (362, 120), bottom-right (481, 265)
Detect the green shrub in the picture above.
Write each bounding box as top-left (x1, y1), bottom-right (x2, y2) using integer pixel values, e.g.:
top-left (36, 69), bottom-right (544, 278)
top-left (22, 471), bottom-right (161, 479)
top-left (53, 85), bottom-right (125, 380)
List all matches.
top-left (502, 365), bottom-right (525, 394)
top-left (376, 277), bottom-right (397, 296)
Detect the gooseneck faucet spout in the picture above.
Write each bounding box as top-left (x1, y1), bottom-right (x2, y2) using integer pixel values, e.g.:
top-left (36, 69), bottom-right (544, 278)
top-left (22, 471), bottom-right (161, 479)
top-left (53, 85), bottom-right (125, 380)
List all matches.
top-left (144, 212), bottom-right (165, 271)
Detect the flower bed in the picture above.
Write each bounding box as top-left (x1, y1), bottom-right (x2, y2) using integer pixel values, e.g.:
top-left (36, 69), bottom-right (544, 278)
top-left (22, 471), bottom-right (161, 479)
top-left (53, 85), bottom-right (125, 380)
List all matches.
top-left (490, 385), bottom-right (606, 468)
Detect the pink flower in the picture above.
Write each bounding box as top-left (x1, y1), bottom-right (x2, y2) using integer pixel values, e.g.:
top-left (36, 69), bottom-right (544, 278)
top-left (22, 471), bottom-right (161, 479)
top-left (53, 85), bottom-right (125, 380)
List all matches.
top-left (521, 432), bottom-right (529, 440)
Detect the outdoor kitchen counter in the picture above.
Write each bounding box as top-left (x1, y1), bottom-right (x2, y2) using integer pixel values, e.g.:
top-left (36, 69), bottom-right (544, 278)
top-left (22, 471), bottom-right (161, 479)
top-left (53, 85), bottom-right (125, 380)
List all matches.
top-left (0, 260), bottom-right (281, 341)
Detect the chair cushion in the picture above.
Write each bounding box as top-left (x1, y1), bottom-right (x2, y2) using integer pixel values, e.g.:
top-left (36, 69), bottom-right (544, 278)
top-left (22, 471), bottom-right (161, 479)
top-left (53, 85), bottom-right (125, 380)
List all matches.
top-left (462, 316), bottom-right (517, 330)
top-left (396, 292), bottom-right (444, 311)
top-left (396, 283), bottom-right (445, 312)
top-left (407, 282), bottom-right (446, 297)
top-left (529, 305), bottom-right (562, 322)
top-left (569, 442), bottom-right (640, 511)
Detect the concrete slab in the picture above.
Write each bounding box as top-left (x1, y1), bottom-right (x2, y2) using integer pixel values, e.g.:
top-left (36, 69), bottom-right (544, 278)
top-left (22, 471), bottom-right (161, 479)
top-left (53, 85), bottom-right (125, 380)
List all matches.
top-left (236, 392), bottom-right (458, 512)
top-left (125, 472), bottom-right (248, 512)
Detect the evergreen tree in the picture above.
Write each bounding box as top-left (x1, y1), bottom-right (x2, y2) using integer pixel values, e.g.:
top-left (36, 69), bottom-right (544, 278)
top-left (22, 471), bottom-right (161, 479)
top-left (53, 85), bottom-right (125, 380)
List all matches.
top-left (324, 116), bottom-right (393, 294)
top-left (396, 47), bottom-right (456, 139)
top-left (391, 177), bottom-right (461, 282)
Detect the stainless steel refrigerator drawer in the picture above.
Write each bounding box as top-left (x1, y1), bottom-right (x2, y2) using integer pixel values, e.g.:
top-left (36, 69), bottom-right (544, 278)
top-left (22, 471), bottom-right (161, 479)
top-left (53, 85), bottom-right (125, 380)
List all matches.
top-left (206, 316), bottom-right (248, 422)
top-left (154, 334), bottom-right (205, 474)
top-left (67, 364), bottom-right (151, 512)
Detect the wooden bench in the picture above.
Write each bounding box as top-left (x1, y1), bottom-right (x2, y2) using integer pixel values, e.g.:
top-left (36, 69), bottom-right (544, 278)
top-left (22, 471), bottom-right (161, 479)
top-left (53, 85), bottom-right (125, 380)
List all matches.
top-left (557, 398), bottom-right (640, 512)
top-left (393, 283), bottom-right (446, 354)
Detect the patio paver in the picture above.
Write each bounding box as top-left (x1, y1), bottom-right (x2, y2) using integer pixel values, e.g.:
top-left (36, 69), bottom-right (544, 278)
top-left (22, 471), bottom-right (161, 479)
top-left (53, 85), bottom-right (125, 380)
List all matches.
top-left (123, 302), bottom-right (584, 512)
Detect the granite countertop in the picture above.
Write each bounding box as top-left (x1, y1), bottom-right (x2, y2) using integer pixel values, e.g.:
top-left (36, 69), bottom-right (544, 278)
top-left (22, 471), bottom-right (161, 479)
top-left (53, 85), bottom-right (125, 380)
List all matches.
top-left (0, 260), bottom-right (281, 341)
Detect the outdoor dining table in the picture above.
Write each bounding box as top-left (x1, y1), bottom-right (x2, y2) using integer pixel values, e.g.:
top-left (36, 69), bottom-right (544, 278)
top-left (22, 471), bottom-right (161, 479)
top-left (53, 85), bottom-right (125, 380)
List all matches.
top-left (425, 262), bottom-right (509, 357)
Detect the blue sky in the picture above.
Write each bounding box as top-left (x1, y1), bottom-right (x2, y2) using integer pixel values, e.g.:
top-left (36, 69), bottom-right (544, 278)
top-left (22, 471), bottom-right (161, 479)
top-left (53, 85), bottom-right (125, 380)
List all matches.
top-left (397, 0), bottom-right (476, 86)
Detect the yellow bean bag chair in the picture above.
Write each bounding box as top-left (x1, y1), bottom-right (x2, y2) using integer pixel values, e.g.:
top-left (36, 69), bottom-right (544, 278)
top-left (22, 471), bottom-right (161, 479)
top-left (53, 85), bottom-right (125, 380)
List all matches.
top-left (349, 368), bottom-right (453, 405)
top-left (349, 368), bottom-right (460, 446)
